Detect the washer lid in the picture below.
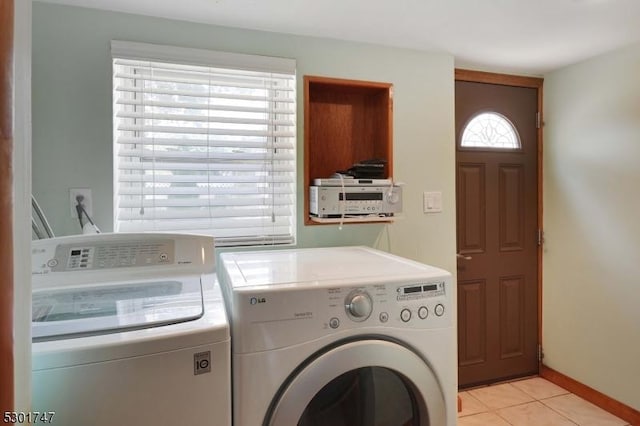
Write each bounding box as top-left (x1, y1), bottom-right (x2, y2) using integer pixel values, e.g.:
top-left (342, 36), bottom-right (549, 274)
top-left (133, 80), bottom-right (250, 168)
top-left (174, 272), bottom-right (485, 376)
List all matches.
top-left (32, 276), bottom-right (204, 341)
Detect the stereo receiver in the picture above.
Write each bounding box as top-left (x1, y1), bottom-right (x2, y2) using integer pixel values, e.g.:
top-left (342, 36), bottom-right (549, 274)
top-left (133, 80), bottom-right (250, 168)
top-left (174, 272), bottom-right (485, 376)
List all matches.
top-left (309, 185), bottom-right (402, 218)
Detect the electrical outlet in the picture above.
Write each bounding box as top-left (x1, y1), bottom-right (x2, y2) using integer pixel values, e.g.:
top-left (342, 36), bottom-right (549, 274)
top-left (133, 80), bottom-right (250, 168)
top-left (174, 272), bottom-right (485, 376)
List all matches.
top-left (70, 188), bottom-right (93, 219)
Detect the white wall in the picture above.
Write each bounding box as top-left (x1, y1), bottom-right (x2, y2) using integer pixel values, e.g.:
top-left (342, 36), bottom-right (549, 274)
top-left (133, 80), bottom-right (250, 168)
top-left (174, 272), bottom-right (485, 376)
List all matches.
top-left (543, 42), bottom-right (640, 410)
top-left (31, 2), bottom-right (457, 273)
top-left (13, 0), bottom-right (32, 411)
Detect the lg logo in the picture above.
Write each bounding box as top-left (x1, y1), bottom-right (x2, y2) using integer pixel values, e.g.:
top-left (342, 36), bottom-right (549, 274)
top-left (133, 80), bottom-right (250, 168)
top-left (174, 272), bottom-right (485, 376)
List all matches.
top-left (250, 297), bottom-right (266, 305)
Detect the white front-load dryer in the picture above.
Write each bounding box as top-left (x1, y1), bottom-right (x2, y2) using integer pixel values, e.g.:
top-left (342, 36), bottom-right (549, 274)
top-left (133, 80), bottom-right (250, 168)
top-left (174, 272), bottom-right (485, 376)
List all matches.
top-left (31, 233), bottom-right (231, 426)
top-left (218, 246), bottom-right (457, 426)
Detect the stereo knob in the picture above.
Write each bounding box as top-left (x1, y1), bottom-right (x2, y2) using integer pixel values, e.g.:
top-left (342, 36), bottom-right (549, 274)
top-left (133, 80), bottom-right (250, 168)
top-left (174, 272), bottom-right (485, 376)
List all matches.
top-left (345, 291), bottom-right (373, 321)
top-left (386, 189), bottom-right (400, 204)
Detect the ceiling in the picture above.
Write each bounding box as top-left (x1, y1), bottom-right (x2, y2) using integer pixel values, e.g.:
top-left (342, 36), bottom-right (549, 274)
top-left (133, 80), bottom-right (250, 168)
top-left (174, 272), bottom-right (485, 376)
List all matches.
top-left (39, 0), bottom-right (640, 75)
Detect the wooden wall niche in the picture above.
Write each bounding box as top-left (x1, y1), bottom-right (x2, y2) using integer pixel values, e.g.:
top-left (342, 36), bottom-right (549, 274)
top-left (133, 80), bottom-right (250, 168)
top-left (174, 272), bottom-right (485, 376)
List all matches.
top-left (304, 76), bottom-right (393, 225)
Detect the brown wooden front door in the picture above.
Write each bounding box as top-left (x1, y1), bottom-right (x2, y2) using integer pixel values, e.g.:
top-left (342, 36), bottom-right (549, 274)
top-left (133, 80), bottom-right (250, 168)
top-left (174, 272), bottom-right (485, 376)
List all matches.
top-left (455, 75), bottom-right (540, 388)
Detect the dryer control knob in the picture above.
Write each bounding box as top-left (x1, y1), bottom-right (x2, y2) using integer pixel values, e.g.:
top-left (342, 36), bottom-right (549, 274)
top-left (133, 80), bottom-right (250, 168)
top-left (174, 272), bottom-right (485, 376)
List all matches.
top-left (345, 292), bottom-right (373, 321)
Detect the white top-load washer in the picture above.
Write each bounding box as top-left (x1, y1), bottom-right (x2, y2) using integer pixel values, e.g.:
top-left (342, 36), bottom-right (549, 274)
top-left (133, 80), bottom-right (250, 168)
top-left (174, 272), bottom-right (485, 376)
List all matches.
top-left (218, 246), bottom-right (457, 426)
top-left (31, 233), bottom-right (231, 426)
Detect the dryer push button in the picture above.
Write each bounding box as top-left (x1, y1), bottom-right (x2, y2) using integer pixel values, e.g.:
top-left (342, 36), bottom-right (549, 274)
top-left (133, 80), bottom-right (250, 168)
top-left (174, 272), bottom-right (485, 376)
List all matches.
top-left (418, 306), bottom-right (429, 319)
top-left (329, 317), bottom-right (341, 329)
top-left (400, 308), bottom-right (412, 322)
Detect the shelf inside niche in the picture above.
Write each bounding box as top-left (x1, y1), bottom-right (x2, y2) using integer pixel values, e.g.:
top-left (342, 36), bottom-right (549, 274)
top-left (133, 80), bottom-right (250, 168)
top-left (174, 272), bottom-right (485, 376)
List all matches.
top-left (309, 216), bottom-right (398, 225)
top-left (304, 75), bottom-right (394, 225)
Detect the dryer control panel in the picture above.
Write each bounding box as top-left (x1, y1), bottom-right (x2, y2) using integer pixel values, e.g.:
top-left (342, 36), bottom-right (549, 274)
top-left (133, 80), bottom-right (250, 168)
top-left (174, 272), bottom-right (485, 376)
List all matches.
top-left (227, 278), bottom-right (452, 353)
top-left (326, 280), bottom-right (449, 329)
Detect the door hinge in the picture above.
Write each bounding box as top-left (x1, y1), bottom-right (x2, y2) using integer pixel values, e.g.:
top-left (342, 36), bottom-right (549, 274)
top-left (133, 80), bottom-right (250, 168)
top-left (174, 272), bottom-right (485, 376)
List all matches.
top-left (537, 229), bottom-right (544, 246)
top-left (536, 112), bottom-right (541, 129)
top-left (538, 344), bottom-right (544, 363)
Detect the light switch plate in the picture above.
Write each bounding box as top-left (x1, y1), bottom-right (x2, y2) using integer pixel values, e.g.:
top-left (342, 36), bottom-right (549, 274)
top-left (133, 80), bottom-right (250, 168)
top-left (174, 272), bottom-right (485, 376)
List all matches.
top-left (423, 191), bottom-right (442, 213)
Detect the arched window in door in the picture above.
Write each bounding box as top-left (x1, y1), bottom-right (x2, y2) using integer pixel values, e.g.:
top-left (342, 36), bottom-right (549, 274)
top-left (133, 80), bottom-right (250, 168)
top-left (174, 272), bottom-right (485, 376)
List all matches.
top-left (461, 112), bottom-right (521, 149)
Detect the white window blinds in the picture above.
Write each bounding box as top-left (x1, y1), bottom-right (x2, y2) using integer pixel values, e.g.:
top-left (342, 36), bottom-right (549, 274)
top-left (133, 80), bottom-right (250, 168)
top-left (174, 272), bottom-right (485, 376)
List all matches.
top-left (112, 41), bottom-right (296, 246)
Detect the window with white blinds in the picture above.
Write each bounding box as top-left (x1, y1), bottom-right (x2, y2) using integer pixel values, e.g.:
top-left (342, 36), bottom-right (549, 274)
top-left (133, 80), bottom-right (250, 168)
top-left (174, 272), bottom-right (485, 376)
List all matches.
top-left (111, 41), bottom-right (297, 246)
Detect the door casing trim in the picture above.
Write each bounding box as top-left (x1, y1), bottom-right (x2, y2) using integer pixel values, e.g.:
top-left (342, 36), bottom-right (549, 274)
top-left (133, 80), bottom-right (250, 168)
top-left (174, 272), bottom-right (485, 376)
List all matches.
top-left (1, 0), bottom-right (15, 412)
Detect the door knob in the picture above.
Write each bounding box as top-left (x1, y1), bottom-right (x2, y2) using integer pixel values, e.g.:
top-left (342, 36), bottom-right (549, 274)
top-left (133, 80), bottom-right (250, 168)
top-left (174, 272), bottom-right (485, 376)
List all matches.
top-left (456, 253), bottom-right (472, 260)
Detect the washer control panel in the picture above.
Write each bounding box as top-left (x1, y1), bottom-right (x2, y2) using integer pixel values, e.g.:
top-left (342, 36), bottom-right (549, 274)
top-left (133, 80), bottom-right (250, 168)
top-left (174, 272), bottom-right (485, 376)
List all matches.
top-left (51, 239), bottom-right (175, 272)
top-left (32, 233), bottom-right (216, 281)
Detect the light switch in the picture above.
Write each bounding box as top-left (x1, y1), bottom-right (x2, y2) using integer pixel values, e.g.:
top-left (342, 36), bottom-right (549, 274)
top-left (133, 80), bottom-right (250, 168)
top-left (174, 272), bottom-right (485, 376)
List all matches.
top-left (423, 191), bottom-right (442, 213)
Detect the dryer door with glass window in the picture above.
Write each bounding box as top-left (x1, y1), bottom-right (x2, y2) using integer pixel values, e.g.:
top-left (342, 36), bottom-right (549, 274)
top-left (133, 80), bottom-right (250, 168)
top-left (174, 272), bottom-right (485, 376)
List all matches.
top-left (265, 339), bottom-right (446, 426)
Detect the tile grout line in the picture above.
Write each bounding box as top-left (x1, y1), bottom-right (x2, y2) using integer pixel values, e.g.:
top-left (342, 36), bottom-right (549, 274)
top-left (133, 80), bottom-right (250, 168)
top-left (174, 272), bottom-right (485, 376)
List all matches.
top-left (538, 394), bottom-right (631, 426)
top-left (515, 383), bottom-right (578, 426)
top-left (458, 378), bottom-right (620, 426)
top-left (492, 405), bottom-right (517, 426)
top-left (482, 398), bottom-right (582, 426)
top-left (534, 397), bottom-right (581, 426)
top-left (538, 396), bottom-right (575, 423)
top-left (496, 400), bottom-right (579, 426)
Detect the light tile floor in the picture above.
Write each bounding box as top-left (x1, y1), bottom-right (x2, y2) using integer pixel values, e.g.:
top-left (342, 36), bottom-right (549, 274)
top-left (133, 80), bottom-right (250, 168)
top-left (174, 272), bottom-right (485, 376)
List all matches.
top-left (458, 377), bottom-right (630, 426)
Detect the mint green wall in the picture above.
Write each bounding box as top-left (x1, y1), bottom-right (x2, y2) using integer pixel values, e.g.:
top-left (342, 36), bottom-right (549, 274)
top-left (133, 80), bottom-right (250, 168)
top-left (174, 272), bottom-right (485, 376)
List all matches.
top-left (543, 42), bottom-right (640, 410)
top-left (32, 2), bottom-right (456, 271)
